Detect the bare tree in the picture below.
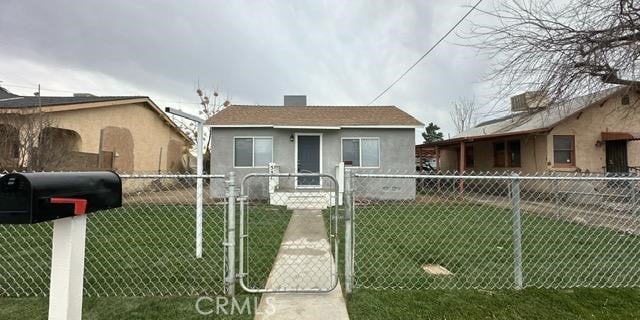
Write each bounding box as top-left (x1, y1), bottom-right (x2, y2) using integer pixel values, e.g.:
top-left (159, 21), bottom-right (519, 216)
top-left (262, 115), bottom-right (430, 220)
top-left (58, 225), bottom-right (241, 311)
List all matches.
top-left (0, 108), bottom-right (74, 171)
top-left (168, 87), bottom-right (230, 172)
top-left (450, 97), bottom-right (477, 133)
top-left (466, 0), bottom-right (640, 107)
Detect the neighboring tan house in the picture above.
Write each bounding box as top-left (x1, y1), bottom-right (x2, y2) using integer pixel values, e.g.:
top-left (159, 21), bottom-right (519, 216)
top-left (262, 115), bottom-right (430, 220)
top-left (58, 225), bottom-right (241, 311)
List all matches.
top-left (0, 87), bottom-right (191, 172)
top-left (206, 95), bottom-right (423, 202)
top-left (430, 87), bottom-right (640, 175)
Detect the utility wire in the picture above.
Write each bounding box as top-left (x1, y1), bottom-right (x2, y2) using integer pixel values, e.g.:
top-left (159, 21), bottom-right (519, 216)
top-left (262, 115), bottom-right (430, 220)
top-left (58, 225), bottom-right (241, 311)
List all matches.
top-left (367, 0), bottom-right (484, 105)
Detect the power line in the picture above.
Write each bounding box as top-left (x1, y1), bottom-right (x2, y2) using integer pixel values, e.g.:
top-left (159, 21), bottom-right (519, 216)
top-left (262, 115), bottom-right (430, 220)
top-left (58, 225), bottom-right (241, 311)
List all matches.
top-left (367, 0), bottom-right (484, 105)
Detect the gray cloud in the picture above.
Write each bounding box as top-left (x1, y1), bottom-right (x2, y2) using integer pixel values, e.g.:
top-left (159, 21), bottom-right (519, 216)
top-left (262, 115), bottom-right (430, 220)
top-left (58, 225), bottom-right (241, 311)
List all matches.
top-left (0, 0), bottom-right (493, 140)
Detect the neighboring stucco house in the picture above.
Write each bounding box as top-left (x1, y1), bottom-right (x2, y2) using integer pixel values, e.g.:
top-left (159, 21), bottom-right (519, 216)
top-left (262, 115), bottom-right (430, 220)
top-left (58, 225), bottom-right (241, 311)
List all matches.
top-left (431, 87), bottom-right (640, 175)
top-left (206, 96), bottom-right (423, 201)
top-left (0, 87), bottom-right (191, 172)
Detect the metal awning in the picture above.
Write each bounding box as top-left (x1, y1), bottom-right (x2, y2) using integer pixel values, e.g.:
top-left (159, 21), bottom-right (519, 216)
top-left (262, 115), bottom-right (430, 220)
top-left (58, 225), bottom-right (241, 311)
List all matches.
top-left (601, 132), bottom-right (640, 141)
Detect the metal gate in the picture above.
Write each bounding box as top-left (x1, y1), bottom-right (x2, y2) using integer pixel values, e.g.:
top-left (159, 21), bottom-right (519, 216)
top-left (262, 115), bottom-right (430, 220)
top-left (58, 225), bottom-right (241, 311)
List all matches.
top-left (237, 172), bottom-right (340, 293)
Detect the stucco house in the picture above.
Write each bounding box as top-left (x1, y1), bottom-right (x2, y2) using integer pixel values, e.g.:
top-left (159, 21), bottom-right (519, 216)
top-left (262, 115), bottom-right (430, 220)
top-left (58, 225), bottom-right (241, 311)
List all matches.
top-left (0, 87), bottom-right (191, 172)
top-left (431, 87), bottom-right (640, 176)
top-left (206, 96), bottom-right (423, 202)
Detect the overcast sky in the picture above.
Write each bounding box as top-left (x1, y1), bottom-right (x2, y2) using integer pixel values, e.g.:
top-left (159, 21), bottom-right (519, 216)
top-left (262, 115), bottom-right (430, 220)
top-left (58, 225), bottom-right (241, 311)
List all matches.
top-left (0, 0), bottom-right (497, 142)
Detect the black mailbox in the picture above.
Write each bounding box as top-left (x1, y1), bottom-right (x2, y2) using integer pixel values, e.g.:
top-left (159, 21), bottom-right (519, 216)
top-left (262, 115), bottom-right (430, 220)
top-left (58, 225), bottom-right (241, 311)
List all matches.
top-left (0, 171), bottom-right (122, 224)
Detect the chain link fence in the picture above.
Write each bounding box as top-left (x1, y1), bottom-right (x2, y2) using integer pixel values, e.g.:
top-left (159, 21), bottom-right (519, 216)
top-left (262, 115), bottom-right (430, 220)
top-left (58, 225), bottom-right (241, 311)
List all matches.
top-left (3, 170), bottom-right (640, 297)
top-left (0, 174), bottom-right (228, 297)
top-left (350, 171), bottom-right (640, 290)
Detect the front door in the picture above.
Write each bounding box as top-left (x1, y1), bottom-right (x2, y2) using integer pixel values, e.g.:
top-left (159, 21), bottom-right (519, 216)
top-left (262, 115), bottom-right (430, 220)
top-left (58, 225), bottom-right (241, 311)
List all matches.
top-left (606, 140), bottom-right (629, 174)
top-left (296, 134), bottom-right (321, 187)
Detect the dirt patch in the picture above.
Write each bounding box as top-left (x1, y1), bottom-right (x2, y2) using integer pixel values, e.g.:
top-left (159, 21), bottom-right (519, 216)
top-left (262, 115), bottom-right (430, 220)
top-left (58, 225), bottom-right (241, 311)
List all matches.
top-left (422, 264), bottom-right (453, 275)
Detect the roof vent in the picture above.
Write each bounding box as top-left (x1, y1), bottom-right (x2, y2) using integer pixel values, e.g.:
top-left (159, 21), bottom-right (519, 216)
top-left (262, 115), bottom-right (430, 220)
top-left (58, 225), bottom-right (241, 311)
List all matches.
top-left (284, 95), bottom-right (306, 106)
top-left (73, 93), bottom-right (95, 97)
top-left (510, 91), bottom-right (548, 112)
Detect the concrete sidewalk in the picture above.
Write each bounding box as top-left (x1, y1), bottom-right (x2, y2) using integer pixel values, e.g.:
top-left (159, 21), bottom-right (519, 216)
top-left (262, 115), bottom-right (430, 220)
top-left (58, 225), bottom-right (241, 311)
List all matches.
top-left (254, 209), bottom-right (349, 320)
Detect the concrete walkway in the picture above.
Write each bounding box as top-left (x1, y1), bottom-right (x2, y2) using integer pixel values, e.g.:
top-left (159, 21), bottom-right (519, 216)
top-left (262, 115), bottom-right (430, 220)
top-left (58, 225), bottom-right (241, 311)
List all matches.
top-left (254, 209), bottom-right (349, 320)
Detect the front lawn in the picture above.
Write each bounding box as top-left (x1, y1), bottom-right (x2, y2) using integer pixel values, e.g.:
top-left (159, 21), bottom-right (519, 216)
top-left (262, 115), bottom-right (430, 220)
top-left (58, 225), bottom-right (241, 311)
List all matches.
top-left (347, 288), bottom-right (640, 319)
top-left (354, 202), bottom-right (640, 289)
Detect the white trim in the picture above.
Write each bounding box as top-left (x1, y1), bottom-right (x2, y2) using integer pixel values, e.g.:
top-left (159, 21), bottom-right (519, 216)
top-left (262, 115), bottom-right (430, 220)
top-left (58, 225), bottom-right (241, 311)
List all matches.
top-left (232, 136), bottom-right (273, 168)
top-left (212, 125), bottom-right (274, 128)
top-left (209, 124), bottom-right (422, 129)
top-left (340, 137), bottom-right (381, 169)
top-left (340, 125), bottom-right (423, 129)
top-left (295, 132), bottom-right (323, 188)
top-left (274, 125), bottom-right (340, 130)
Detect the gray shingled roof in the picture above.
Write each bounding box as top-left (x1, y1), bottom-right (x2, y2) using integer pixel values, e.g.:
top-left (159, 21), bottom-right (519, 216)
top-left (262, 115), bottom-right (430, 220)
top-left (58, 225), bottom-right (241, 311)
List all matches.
top-left (0, 87), bottom-right (145, 108)
top-left (434, 87), bottom-right (624, 145)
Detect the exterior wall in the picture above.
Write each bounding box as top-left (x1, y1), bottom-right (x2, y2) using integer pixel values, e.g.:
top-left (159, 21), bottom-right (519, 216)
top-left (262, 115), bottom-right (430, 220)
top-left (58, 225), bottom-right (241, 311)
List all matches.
top-left (438, 134), bottom-right (548, 174)
top-left (47, 103), bottom-right (188, 172)
top-left (210, 127), bottom-right (416, 199)
top-left (547, 91), bottom-right (640, 173)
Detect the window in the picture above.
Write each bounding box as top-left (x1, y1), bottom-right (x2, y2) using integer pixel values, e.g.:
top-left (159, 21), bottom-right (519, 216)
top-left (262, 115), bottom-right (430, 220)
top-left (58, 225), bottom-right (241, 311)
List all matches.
top-left (342, 139), bottom-right (360, 166)
top-left (465, 146), bottom-right (474, 168)
top-left (553, 135), bottom-right (575, 166)
top-left (342, 138), bottom-right (380, 167)
top-left (508, 140), bottom-right (521, 167)
top-left (234, 137), bottom-right (273, 167)
top-left (494, 142), bottom-right (506, 167)
top-left (11, 142), bottom-right (19, 159)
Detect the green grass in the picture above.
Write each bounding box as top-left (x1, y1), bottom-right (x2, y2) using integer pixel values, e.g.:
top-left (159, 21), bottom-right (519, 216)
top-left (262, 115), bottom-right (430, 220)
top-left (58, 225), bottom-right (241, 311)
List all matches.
top-left (0, 295), bottom-right (259, 319)
top-left (354, 202), bottom-right (640, 289)
top-left (3, 201), bottom-right (640, 319)
top-left (347, 288), bottom-right (640, 319)
top-left (0, 203), bottom-right (292, 318)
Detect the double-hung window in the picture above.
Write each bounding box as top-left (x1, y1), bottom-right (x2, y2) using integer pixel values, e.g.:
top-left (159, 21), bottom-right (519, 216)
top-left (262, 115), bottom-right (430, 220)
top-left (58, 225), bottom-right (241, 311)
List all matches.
top-left (234, 137), bottom-right (273, 167)
top-left (553, 135), bottom-right (575, 166)
top-left (342, 137), bottom-right (380, 167)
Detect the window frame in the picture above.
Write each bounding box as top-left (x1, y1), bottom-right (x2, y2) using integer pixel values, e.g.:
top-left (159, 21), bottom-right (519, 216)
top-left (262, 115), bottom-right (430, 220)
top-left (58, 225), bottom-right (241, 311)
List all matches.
top-left (340, 137), bottom-right (381, 168)
top-left (233, 136), bottom-right (273, 168)
top-left (507, 140), bottom-right (522, 168)
top-left (553, 135), bottom-right (576, 167)
top-left (464, 146), bottom-right (474, 169)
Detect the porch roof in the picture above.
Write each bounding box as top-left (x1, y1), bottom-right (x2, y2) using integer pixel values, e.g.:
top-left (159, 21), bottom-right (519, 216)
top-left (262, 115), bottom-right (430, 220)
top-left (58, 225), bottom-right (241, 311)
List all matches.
top-left (601, 132), bottom-right (640, 141)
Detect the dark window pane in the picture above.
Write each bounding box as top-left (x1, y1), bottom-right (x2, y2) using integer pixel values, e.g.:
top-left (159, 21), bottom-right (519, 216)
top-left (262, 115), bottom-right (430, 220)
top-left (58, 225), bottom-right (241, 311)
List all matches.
top-left (509, 140), bottom-right (521, 167)
top-left (554, 150), bottom-right (573, 164)
top-left (342, 139), bottom-right (360, 166)
top-left (234, 138), bottom-right (253, 167)
top-left (465, 147), bottom-right (474, 168)
top-left (553, 136), bottom-right (573, 150)
top-left (12, 142), bottom-right (19, 158)
top-left (494, 142), bottom-right (505, 167)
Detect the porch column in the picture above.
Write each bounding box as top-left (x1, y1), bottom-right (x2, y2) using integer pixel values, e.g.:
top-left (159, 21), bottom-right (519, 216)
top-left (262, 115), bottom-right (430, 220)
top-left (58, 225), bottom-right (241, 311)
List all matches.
top-left (459, 141), bottom-right (465, 193)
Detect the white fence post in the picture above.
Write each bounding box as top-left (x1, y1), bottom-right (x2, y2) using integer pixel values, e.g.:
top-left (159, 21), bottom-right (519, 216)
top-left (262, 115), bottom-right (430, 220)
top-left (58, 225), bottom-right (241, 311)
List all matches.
top-left (196, 123), bottom-right (204, 259)
top-left (225, 172), bottom-right (236, 296)
top-left (344, 169), bottom-right (354, 293)
top-left (48, 215), bottom-right (87, 320)
top-left (336, 162), bottom-right (345, 206)
top-left (511, 173), bottom-right (524, 290)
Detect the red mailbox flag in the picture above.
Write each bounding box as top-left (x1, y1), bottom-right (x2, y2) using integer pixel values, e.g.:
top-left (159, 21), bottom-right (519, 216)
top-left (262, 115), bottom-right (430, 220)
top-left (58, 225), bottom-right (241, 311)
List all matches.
top-left (50, 198), bottom-right (88, 215)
